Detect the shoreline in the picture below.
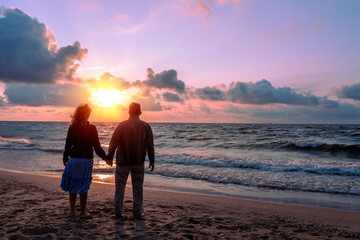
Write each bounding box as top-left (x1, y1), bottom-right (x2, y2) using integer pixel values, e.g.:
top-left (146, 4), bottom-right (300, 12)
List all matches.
top-left (1, 168), bottom-right (359, 239)
top-left (2, 167), bottom-right (360, 213)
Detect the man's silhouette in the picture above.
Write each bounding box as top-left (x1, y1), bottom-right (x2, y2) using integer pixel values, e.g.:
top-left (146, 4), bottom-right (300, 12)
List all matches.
top-left (108, 102), bottom-right (155, 219)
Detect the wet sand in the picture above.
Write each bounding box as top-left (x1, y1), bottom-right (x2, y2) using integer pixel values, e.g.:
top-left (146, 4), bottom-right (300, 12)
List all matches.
top-left (0, 169), bottom-right (359, 239)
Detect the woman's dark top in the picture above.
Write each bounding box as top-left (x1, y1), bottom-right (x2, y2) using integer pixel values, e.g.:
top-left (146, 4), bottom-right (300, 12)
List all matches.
top-left (63, 122), bottom-right (107, 164)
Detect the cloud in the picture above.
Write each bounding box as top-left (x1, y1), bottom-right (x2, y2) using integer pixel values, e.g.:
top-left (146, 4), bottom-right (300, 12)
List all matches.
top-left (0, 96), bottom-right (5, 106)
top-left (86, 72), bottom-right (131, 89)
top-left (137, 68), bottom-right (186, 93)
top-left (108, 13), bottom-right (129, 23)
top-left (131, 88), bottom-right (162, 111)
top-left (260, 27), bottom-right (297, 44)
top-left (191, 0), bottom-right (211, 16)
top-left (195, 86), bottom-right (225, 100)
top-left (189, 0), bottom-right (211, 25)
top-left (200, 103), bottom-right (212, 114)
top-left (334, 83), bottom-right (360, 101)
top-left (185, 0), bottom-right (243, 25)
top-left (4, 83), bottom-right (90, 107)
top-left (138, 97), bottom-right (162, 111)
top-left (116, 23), bottom-right (146, 34)
top-left (0, 7), bottom-right (87, 84)
top-left (162, 92), bottom-right (184, 103)
top-left (80, 1), bottom-right (99, 12)
top-left (223, 104), bottom-right (246, 114)
top-left (227, 79), bottom-right (339, 108)
top-left (250, 103), bottom-right (360, 123)
top-left (217, 0), bottom-right (243, 5)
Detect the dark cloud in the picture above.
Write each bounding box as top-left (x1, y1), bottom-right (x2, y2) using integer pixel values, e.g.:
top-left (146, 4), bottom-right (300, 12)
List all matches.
top-left (162, 92), bottom-right (183, 103)
top-left (250, 103), bottom-right (360, 123)
top-left (162, 105), bottom-right (174, 110)
top-left (0, 7), bottom-right (87, 84)
top-left (317, 96), bottom-right (339, 108)
top-left (334, 83), bottom-right (360, 101)
top-left (195, 87), bottom-right (225, 100)
top-left (132, 90), bottom-right (162, 111)
top-left (4, 83), bottom-right (90, 107)
top-left (137, 68), bottom-right (185, 93)
top-left (86, 72), bottom-right (131, 89)
top-left (227, 79), bottom-right (339, 108)
top-left (0, 96), bottom-right (5, 106)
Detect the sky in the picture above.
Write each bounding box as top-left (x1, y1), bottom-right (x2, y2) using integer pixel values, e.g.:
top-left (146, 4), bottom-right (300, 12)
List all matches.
top-left (0, 0), bottom-right (359, 123)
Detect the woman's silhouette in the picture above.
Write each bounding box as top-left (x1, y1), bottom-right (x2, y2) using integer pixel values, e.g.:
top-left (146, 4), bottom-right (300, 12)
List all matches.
top-left (61, 103), bottom-right (108, 216)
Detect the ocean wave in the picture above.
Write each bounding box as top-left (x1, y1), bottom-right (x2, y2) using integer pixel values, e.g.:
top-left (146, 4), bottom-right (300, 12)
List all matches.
top-left (287, 141), bottom-right (323, 148)
top-left (261, 129), bottom-right (275, 132)
top-left (186, 137), bottom-right (215, 141)
top-left (287, 129), bottom-right (315, 133)
top-left (155, 153), bottom-right (360, 176)
top-left (39, 148), bottom-right (63, 154)
top-left (149, 170), bottom-right (360, 196)
top-left (0, 136), bottom-right (34, 149)
top-left (226, 127), bottom-right (245, 131)
top-left (284, 141), bottom-right (360, 155)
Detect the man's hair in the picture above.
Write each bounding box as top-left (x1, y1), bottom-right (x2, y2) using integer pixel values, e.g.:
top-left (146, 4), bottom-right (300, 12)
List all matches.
top-left (129, 102), bottom-right (142, 116)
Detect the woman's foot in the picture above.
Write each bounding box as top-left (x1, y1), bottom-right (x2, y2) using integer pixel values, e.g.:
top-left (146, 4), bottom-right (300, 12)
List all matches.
top-left (66, 212), bottom-right (76, 218)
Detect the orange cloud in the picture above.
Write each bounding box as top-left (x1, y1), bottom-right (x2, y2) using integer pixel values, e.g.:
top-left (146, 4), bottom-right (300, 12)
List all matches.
top-left (176, 0), bottom-right (243, 26)
top-left (80, 1), bottom-right (99, 12)
top-left (217, 0), bottom-right (243, 5)
top-left (260, 27), bottom-right (297, 44)
top-left (108, 13), bottom-right (130, 23)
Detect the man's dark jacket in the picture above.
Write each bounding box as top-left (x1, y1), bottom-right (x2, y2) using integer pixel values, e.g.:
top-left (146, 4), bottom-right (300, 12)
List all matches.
top-left (108, 116), bottom-right (154, 166)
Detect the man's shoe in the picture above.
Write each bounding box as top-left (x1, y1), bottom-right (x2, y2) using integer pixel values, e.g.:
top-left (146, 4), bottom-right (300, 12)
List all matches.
top-left (80, 212), bottom-right (93, 219)
top-left (134, 212), bottom-right (145, 220)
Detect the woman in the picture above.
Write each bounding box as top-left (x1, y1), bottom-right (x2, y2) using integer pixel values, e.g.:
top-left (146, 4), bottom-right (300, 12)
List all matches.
top-left (61, 103), bottom-right (108, 216)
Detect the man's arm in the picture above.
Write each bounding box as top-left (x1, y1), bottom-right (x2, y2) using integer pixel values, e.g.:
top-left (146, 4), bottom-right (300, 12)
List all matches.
top-left (108, 125), bottom-right (121, 162)
top-left (146, 124), bottom-right (155, 171)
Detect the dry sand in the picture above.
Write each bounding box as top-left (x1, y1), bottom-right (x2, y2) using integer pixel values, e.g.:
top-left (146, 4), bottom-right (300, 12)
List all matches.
top-left (0, 169), bottom-right (359, 240)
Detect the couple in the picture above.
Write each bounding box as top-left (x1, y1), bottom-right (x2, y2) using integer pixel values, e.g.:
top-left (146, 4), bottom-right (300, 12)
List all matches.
top-left (61, 102), bottom-right (155, 220)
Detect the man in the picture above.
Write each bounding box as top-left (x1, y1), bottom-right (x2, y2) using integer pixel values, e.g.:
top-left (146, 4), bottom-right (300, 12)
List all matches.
top-left (107, 102), bottom-right (155, 219)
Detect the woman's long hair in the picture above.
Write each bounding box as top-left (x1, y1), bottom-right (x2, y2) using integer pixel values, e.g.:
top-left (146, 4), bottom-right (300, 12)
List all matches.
top-left (71, 103), bottom-right (91, 128)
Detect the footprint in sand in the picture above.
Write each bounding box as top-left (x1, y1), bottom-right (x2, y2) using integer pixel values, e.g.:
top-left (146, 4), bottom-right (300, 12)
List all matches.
top-left (21, 226), bottom-right (58, 235)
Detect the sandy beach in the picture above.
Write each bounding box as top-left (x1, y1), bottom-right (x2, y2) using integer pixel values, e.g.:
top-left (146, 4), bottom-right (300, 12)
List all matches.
top-left (0, 169), bottom-right (359, 240)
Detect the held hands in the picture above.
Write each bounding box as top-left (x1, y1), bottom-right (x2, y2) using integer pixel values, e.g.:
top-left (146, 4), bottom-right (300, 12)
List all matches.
top-left (103, 155), bottom-right (113, 167)
top-left (107, 159), bottom-right (113, 167)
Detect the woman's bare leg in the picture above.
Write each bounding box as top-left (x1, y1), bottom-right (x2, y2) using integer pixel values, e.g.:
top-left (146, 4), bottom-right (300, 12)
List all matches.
top-left (80, 192), bottom-right (88, 215)
top-left (69, 193), bottom-right (77, 215)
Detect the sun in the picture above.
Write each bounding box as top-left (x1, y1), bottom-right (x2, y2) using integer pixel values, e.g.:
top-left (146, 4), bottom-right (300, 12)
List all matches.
top-left (89, 88), bottom-right (127, 108)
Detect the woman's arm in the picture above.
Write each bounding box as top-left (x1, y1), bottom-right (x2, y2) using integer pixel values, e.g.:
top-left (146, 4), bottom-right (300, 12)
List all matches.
top-left (63, 126), bottom-right (73, 165)
top-left (92, 125), bottom-right (108, 160)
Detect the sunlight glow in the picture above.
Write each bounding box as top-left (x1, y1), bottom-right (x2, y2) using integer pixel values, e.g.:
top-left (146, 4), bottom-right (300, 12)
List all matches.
top-left (89, 88), bottom-right (127, 108)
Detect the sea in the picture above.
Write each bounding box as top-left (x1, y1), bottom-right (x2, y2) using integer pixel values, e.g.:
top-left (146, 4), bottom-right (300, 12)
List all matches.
top-left (0, 121), bottom-right (359, 211)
